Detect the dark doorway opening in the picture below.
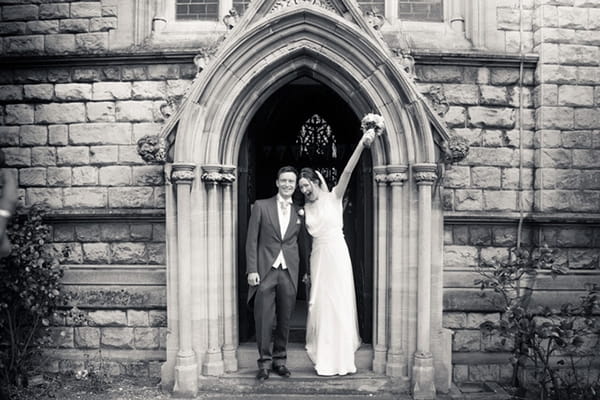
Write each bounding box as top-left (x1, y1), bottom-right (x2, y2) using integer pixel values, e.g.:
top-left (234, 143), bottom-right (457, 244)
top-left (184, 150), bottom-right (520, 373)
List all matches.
top-left (237, 76), bottom-right (373, 344)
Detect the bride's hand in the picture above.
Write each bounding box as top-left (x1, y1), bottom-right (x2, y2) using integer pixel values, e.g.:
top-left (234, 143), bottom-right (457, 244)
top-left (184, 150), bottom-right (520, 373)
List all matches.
top-left (363, 129), bottom-right (376, 147)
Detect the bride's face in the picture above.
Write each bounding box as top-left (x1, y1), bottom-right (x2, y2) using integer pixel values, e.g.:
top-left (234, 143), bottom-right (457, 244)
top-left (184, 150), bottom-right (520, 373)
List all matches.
top-left (299, 177), bottom-right (319, 202)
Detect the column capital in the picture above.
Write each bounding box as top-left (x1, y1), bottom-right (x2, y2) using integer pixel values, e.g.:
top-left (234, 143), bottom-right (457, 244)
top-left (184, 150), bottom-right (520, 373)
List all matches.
top-left (171, 163), bottom-right (196, 184)
top-left (413, 164), bottom-right (437, 185)
top-left (387, 165), bottom-right (408, 184)
top-left (373, 165), bottom-right (388, 184)
top-left (201, 164), bottom-right (236, 184)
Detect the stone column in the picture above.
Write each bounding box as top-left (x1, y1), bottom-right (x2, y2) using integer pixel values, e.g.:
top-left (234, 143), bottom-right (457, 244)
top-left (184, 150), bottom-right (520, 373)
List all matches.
top-left (221, 165), bottom-right (238, 372)
top-left (449, 0), bottom-right (465, 33)
top-left (372, 166), bottom-right (388, 374)
top-left (385, 165), bottom-right (408, 377)
top-left (152, 0), bottom-right (167, 32)
top-left (412, 163), bottom-right (437, 400)
top-left (201, 165), bottom-right (225, 376)
top-left (171, 163), bottom-right (198, 398)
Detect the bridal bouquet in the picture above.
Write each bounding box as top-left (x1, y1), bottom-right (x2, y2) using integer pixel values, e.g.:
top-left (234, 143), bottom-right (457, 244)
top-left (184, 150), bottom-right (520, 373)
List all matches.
top-left (361, 113), bottom-right (385, 136)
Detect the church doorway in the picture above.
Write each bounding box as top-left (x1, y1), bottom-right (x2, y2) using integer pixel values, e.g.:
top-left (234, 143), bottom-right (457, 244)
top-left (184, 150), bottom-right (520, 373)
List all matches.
top-left (237, 76), bottom-right (373, 345)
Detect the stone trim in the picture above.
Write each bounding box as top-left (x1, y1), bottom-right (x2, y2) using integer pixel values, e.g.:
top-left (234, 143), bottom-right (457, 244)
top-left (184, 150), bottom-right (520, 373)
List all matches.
top-left (171, 164), bottom-right (196, 184)
top-left (43, 209), bottom-right (165, 223)
top-left (386, 165), bottom-right (408, 183)
top-left (445, 212), bottom-right (600, 226)
top-left (201, 165), bottom-right (236, 184)
top-left (414, 164), bottom-right (438, 184)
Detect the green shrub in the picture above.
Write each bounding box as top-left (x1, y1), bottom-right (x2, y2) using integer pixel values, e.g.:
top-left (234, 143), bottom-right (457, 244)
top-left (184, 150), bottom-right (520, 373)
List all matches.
top-left (0, 206), bottom-right (69, 392)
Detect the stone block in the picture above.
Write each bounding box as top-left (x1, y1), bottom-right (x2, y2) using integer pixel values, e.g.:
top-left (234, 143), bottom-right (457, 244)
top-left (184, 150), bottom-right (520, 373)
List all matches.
top-left (13, 69), bottom-right (47, 83)
top-left (540, 168), bottom-right (582, 189)
top-left (4, 147), bottom-right (31, 167)
top-left (2, 5), bottom-right (38, 21)
top-left (90, 17), bottom-right (117, 32)
top-left (581, 170), bottom-right (600, 189)
top-left (59, 18), bottom-right (90, 34)
top-left (101, 328), bottom-right (134, 349)
top-left (0, 85), bottom-right (23, 101)
top-left (132, 123), bottom-right (162, 142)
top-left (497, 7), bottom-right (533, 30)
top-left (569, 249), bottom-right (599, 269)
top-left (74, 223), bottom-right (102, 242)
top-left (453, 330), bottom-right (480, 352)
top-left (90, 145), bottom-right (118, 164)
top-left (70, 2), bottom-right (102, 18)
top-left (590, 8), bottom-right (600, 29)
top-left (558, 6), bottom-right (588, 29)
top-left (444, 106), bottom-right (466, 127)
top-left (540, 190), bottom-right (575, 212)
top-left (36, 103), bottom-right (86, 124)
top-left (479, 85), bottom-right (508, 106)
top-left (469, 365), bottom-right (500, 382)
top-left (454, 189), bottom-right (482, 211)
top-left (108, 187), bottom-right (154, 208)
top-left (149, 310), bottom-right (167, 327)
top-left (577, 66), bottom-right (598, 85)
top-left (443, 166), bottom-right (470, 188)
top-left (147, 65), bottom-right (180, 80)
top-left (166, 79), bottom-right (191, 98)
top-left (88, 310), bottom-right (127, 326)
top-left (538, 65), bottom-right (578, 84)
top-left (130, 224), bottom-right (152, 240)
top-left (19, 125), bottom-right (47, 146)
top-left (535, 43), bottom-right (559, 63)
top-left (57, 147), bottom-right (89, 165)
top-left (153, 187), bottom-right (165, 208)
top-left (132, 165), bottom-right (164, 186)
top-left (536, 107), bottom-right (574, 129)
top-left (47, 167), bottom-right (71, 186)
top-left (26, 188), bottom-right (62, 208)
top-left (491, 226), bottom-right (518, 247)
top-left (535, 129), bottom-right (561, 148)
top-left (82, 243), bottom-right (110, 263)
top-left (466, 312), bottom-right (500, 329)
top-left (75, 32), bottom-right (108, 53)
top-left (499, 364), bottom-right (513, 383)
top-left (417, 65), bottom-right (463, 83)
top-left (469, 226), bottom-right (492, 246)
top-left (47, 68), bottom-right (71, 83)
top-left (102, 4), bottom-right (118, 17)
top-left (19, 168), bottom-right (46, 186)
top-left (542, 149), bottom-right (572, 168)
top-left (23, 84), bottom-right (53, 100)
top-left (100, 223), bottom-right (130, 241)
top-left (121, 66), bottom-right (147, 81)
top-left (453, 364), bottom-right (469, 383)
top-left (99, 166), bottom-right (131, 185)
top-left (0, 127), bottom-right (20, 146)
top-left (442, 312), bottom-right (467, 329)
top-left (92, 82), bottom-right (132, 100)
top-left (560, 44), bottom-right (599, 66)
top-left (481, 130), bottom-right (504, 147)
top-left (55, 83), bottom-right (92, 101)
top-left (127, 310), bottom-right (149, 326)
top-left (118, 145), bottom-right (142, 164)
top-left (115, 101), bottom-right (155, 122)
top-left (53, 224), bottom-right (74, 242)
top-left (49, 327), bottom-right (74, 349)
top-left (464, 147), bottom-right (517, 167)
top-left (71, 166), bottom-right (98, 185)
top-left (85, 102), bottom-right (114, 122)
top-left (73, 67), bottom-right (102, 82)
top-left (134, 328), bottom-right (159, 349)
top-left (574, 108), bottom-right (600, 129)
top-left (483, 190), bottom-right (517, 211)
top-left (508, 86), bottom-right (533, 108)
top-left (48, 125), bottom-right (68, 146)
top-left (452, 226), bottom-right (469, 245)
top-left (152, 224), bottom-right (165, 242)
top-left (480, 247), bottom-right (510, 266)
top-left (110, 242), bottom-right (147, 263)
top-left (74, 327), bottom-right (100, 348)
top-left (442, 84), bottom-right (479, 105)
top-left (471, 167), bottom-right (501, 188)
top-left (40, 3), bottom-right (70, 19)
top-left (502, 167), bottom-right (533, 189)
top-left (69, 122), bottom-right (131, 145)
top-left (180, 63), bottom-right (197, 79)
top-left (147, 243), bottom-right (165, 264)
top-left (5, 104), bottom-right (34, 125)
top-left (559, 85), bottom-right (594, 106)
top-left (0, 21), bottom-right (26, 35)
top-left (444, 245), bottom-right (478, 268)
top-left (27, 20), bottom-right (59, 34)
top-left (468, 107), bottom-right (515, 129)
top-left (45, 34), bottom-right (76, 54)
top-left (541, 226), bottom-right (593, 247)
top-left (132, 81), bottom-right (167, 100)
top-left (490, 68), bottom-right (520, 85)
top-left (63, 187), bottom-right (107, 208)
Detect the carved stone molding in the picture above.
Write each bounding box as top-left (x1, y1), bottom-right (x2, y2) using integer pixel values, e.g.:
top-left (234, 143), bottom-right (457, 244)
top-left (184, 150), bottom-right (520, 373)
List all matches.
top-left (413, 164), bottom-right (437, 185)
top-left (386, 165), bottom-right (408, 184)
top-left (373, 166), bottom-right (388, 184)
top-left (171, 163), bottom-right (196, 184)
top-left (270, 0), bottom-right (336, 14)
top-left (201, 165), bottom-right (237, 185)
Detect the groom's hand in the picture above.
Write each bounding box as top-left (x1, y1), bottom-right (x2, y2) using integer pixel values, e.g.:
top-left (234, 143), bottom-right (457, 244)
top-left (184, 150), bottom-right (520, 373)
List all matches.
top-left (247, 272), bottom-right (260, 286)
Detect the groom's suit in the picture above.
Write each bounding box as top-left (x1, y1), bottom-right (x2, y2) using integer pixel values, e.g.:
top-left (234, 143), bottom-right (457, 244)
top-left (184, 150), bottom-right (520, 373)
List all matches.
top-left (246, 195), bottom-right (306, 369)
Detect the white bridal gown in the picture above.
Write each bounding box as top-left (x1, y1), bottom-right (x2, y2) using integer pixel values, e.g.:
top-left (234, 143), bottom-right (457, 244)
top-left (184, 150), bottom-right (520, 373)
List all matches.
top-left (304, 189), bottom-right (361, 376)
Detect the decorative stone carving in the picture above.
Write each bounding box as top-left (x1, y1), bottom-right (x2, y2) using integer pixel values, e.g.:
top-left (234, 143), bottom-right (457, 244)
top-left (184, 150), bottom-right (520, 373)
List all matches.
top-left (387, 165), bottom-right (408, 184)
top-left (422, 85), bottom-right (450, 118)
top-left (201, 166), bottom-right (236, 184)
top-left (374, 173), bottom-right (388, 184)
top-left (364, 9), bottom-right (385, 31)
top-left (137, 135), bottom-right (166, 164)
top-left (171, 164), bottom-right (196, 183)
top-left (373, 166), bottom-right (388, 184)
top-left (222, 8), bottom-right (239, 30)
top-left (443, 135), bottom-right (470, 164)
top-left (414, 171), bottom-right (437, 184)
top-left (270, 0), bottom-right (336, 14)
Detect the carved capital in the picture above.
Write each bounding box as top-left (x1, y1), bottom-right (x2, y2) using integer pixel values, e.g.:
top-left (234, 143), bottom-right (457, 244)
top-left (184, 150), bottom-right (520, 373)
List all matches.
top-left (171, 163), bottom-right (196, 184)
top-left (373, 166), bottom-right (388, 185)
top-left (387, 165), bottom-right (408, 184)
top-left (201, 165), bottom-right (237, 185)
top-left (413, 164), bottom-right (438, 185)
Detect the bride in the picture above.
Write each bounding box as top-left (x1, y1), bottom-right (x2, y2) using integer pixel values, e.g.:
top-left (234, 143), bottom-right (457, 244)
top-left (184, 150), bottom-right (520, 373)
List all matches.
top-left (298, 115), bottom-right (382, 376)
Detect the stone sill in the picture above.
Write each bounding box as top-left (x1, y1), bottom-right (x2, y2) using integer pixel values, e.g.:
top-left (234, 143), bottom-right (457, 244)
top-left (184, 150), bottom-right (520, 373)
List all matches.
top-left (0, 49), bottom-right (538, 69)
top-left (445, 211), bottom-right (600, 225)
top-left (41, 208), bottom-right (165, 223)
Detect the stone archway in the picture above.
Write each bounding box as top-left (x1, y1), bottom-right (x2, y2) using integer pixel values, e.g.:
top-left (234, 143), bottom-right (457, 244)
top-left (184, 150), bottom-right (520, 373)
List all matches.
top-left (158, 0), bottom-right (452, 398)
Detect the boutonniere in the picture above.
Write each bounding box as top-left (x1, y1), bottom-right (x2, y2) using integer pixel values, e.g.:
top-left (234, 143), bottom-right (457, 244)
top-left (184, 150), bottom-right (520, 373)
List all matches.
top-left (296, 208), bottom-right (304, 224)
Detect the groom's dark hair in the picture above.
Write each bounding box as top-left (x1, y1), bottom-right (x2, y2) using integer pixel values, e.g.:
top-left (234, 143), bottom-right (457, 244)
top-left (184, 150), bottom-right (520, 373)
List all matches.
top-left (277, 165), bottom-right (298, 178)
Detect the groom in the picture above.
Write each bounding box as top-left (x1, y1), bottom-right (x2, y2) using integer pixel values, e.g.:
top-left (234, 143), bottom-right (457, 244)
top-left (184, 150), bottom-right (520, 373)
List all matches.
top-left (246, 166), bottom-right (306, 382)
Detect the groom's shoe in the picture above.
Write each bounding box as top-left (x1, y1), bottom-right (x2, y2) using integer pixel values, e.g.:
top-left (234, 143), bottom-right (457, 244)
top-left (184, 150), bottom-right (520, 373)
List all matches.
top-left (273, 365), bottom-right (291, 378)
top-left (256, 368), bottom-right (269, 382)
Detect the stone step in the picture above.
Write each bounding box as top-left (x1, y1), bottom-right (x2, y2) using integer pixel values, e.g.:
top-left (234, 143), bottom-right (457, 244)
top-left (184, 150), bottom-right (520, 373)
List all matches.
top-left (237, 342), bottom-right (374, 371)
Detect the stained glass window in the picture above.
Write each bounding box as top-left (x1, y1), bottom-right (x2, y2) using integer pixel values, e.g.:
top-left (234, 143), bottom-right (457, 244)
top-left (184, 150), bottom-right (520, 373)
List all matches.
top-left (296, 114), bottom-right (339, 187)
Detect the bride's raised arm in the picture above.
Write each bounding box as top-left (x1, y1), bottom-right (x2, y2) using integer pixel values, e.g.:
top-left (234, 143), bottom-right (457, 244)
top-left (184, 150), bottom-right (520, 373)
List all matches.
top-left (332, 130), bottom-right (375, 199)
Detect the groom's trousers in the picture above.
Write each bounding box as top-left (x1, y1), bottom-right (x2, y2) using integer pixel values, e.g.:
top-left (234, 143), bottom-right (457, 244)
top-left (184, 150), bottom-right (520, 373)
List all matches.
top-left (254, 267), bottom-right (296, 369)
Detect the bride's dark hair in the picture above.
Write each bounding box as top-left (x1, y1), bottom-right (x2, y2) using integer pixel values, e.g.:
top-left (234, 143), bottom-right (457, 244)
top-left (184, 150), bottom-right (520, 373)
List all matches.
top-left (299, 167), bottom-right (322, 186)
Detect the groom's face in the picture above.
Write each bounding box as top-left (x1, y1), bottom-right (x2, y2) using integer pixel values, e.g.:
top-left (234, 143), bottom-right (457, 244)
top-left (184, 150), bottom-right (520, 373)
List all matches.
top-left (276, 171), bottom-right (297, 199)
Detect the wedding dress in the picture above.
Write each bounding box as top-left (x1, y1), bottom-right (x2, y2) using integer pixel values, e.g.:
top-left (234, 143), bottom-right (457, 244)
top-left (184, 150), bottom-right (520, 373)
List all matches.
top-left (304, 187), bottom-right (361, 376)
